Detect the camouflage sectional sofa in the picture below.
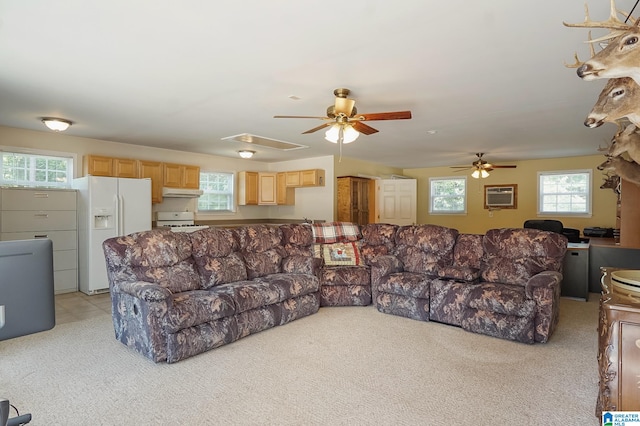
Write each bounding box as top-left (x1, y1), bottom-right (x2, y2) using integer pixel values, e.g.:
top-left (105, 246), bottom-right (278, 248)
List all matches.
top-left (102, 222), bottom-right (567, 363)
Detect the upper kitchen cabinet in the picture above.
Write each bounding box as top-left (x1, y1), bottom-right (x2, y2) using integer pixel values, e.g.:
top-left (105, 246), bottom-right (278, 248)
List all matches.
top-left (277, 173), bottom-right (295, 205)
top-left (300, 169), bottom-right (325, 187)
top-left (85, 155), bottom-right (138, 178)
top-left (238, 171), bottom-right (259, 205)
top-left (285, 171), bottom-right (301, 187)
top-left (138, 160), bottom-right (163, 204)
top-left (163, 163), bottom-right (200, 189)
top-left (258, 173), bottom-right (277, 205)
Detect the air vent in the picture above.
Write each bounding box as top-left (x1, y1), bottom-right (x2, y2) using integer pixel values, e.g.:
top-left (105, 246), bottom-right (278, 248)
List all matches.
top-left (485, 186), bottom-right (516, 208)
top-left (222, 133), bottom-right (308, 151)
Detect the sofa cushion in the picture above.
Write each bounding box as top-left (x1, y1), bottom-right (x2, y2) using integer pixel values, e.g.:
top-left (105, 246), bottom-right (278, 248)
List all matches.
top-left (190, 228), bottom-right (247, 289)
top-left (257, 273), bottom-right (320, 300)
top-left (481, 258), bottom-right (532, 286)
top-left (216, 280), bottom-right (283, 314)
top-left (196, 252), bottom-right (248, 289)
top-left (320, 265), bottom-right (370, 286)
top-left (243, 249), bottom-right (282, 279)
top-left (236, 225), bottom-right (283, 253)
top-left (360, 223), bottom-right (398, 265)
top-left (395, 224), bottom-right (458, 274)
top-left (123, 230), bottom-right (201, 293)
top-left (437, 266), bottom-right (480, 282)
top-left (395, 246), bottom-right (443, 275)
top-left (464, 282), bottom-right (536, 317)
top-left (166, 289), bottom-right (236, 333)
top-left (377, 272), bottom-right (430, 299)
top-left (311, 221), bottom-right (361, 243)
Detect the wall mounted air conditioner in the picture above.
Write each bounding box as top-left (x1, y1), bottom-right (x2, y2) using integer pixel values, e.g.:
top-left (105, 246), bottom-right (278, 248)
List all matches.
top-left (484, 185), bottom-right (516, 209)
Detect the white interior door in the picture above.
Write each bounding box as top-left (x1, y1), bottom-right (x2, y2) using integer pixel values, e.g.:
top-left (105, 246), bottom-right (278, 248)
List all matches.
top-left (377, 179), bottom-right (417, 225)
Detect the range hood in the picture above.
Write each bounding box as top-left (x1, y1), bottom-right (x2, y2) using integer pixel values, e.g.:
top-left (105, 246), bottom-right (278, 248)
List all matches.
top-left (162, 187), bottom-right (204, 198)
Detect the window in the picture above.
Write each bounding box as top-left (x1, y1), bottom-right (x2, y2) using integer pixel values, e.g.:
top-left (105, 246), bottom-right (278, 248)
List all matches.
top-left (197, 171), bottom-right (235, 212)
top-left (429, 176), bottom-right (467, 214)
top-left (1, 148), bottom-right (74, 188)
top-left (538, 170), bottom-right (592, 216)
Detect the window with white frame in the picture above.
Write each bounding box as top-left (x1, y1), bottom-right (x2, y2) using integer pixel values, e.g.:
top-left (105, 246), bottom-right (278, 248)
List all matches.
top-left (197, 171), bottom-right (235, 212)
top-left (538, 170), bottom-right (592, 215)
top-left (429, 176), bottom-right (467, 214)
top-left (1, 148), bottom-right (75, 188)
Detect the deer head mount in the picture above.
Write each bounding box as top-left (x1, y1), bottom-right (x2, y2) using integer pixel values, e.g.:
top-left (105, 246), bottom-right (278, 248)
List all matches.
top-left (585, 77), bottom-right (640, 128)
top-left (564, 0), bottom-right (640, 85)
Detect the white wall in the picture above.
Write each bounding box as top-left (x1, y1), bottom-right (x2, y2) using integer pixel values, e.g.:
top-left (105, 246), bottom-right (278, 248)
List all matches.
top-left (0, 126), bottom-right (334, 221)
top-left (268, 156), bottom-right (335, 223)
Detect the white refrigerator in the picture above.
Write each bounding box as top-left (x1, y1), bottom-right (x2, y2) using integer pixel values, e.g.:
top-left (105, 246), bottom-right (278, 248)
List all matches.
top-left (73, 176), bottom-right (152, 295)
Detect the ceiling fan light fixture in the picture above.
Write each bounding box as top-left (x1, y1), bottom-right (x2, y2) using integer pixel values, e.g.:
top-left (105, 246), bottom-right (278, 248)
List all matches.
top-left (480, 169), bottom-right (490, 178)
top-left (325, 123), bottom-right (359, 144)
top-left (238, 150), bottom-right (255, 159)
top-left (471, 169), bottom-right (480, 179)
top-left (41, 117), bottom-right (72, 132)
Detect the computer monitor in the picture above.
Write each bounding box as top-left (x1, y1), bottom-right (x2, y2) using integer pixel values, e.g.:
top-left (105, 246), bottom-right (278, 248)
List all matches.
top-left (0, 239), bottom-right (55, 341)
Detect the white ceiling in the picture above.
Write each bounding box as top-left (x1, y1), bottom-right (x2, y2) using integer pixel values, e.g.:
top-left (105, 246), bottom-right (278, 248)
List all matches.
top-left (0, 0), bottom-right (628, 169)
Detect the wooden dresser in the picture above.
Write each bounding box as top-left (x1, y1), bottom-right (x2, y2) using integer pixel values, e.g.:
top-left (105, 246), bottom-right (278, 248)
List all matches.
top-left (597, 267), bottom-right (640, 416)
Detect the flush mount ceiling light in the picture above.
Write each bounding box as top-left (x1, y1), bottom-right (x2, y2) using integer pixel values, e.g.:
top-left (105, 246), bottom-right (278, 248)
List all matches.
top-left (41, 118), bottom-right (72, 132)
top-left (324, 123), bottom-right (360, 144)
top-left (238, 150), bottom-right (255, 159)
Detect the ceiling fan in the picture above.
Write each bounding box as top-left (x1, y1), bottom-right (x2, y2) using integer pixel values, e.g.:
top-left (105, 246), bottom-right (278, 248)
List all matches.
top-left (451, 153), bottom-right (517, 179)
top-left (274, 88), bottom-right (412, 145)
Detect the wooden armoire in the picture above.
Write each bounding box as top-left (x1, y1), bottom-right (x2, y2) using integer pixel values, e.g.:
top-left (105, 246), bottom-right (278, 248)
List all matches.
top-left (337, 176), bottom-right (374, 225)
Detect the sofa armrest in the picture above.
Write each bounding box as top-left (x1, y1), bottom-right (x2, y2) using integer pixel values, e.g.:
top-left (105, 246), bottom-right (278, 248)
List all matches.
top-left (525, 271), bottom-right (562, 300)
top-left (112, 281), bottom-right (173, 302)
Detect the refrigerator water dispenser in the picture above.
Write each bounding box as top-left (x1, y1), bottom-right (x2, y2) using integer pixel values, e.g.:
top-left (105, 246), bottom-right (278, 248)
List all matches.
top-left (93, 208), bottom-right (114, 229)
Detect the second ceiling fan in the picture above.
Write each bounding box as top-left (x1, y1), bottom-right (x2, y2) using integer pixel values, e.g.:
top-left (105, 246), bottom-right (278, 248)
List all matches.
top-left (451, 153), bottom-right (517, 179)
top-left (274, 88), bottom-right (412, 144)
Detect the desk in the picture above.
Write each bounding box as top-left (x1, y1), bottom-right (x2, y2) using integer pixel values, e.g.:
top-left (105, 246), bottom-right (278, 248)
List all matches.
top-left (588, 238), bottom-right (640, 293)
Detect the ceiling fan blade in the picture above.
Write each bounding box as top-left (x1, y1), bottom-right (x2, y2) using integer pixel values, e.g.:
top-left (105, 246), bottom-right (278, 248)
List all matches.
top-left (491, 165), bottom-right (517, 168)
top-left (302, 122), bottom-right (332, 134)
top-left (335, 98), bottom-right (355, 116)
top-left (356, 111), bottom-right (412, 121)
top-left (351, 121), bottom-right (378, 135)
top-left (274, 115), bottom-right (329, 120)
top-left (450, 166), bottom-right (471, 169)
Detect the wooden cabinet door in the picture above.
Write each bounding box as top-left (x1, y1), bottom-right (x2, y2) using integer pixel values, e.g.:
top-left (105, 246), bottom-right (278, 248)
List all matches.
top-left (277, 173), bottom-right (295, 205)
top-left (258, 173), bottom-right (277, 205)
top-left (138, 161), bottom-right (163, 203)
top-left (285, 171), bottom-right (301, 187)
top-left (85, 155), bottom-right (113, 176)
top-left (183, 165), bottom-right (200, 189)
top-left (163, 163), bottom-right (183, 187)
top-left (114, 158), bottom-right (138, 178)
top-left (238, 171), bottom-right (258, 205)
top-left (301, 169), bottom-right (325, 186)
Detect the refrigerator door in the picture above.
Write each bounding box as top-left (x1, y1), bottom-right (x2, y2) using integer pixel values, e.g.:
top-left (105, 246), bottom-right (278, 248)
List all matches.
top-left (116, 178), bottom-right (152, 235)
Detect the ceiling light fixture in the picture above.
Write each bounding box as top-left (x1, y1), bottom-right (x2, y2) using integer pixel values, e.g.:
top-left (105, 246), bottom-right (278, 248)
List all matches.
top-left (41, 117), bottom-right (72, 132)
top-left (324, 123), bottom-right (359, 144)
top-left (238, 150), bottom-right (255, 159)
top-left (471, 168), bottom-right (490, 179)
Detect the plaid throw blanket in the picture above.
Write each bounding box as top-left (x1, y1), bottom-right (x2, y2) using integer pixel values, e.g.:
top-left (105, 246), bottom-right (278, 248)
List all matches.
top-left (311, 222), bottom-right (361, 243)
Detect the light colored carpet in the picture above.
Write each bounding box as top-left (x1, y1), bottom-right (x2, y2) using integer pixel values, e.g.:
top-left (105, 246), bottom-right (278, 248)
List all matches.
top-left (1, 297), bottom-right (600, 425)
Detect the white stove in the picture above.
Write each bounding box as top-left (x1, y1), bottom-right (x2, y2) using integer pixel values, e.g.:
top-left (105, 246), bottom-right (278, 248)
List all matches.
top-left (156, 211), bottom-right (209, 233)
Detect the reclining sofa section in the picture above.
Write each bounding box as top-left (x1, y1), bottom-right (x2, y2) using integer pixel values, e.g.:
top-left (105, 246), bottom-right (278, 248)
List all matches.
top-left (103, 223), bottom-right (567, 363)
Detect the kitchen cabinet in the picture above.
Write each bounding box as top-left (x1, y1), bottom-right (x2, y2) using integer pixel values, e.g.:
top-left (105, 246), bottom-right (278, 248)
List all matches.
top-left (300, 169), bottom-right (325, 187)
top-left (138, 160), bottom-right (163, 204)
top-left (596, 268), bottom-right (640, 416)
top-left (337, 176), bottom-right (373, 225)
top-left (277, 173), bottom-right (295, 205)
top-left (258, 173), bottom-right (277, 205)
top-left (163, 163), bottom-right (200, 189)
top-left (238, 171), bottom-right (259, 205)
top-left (285, 171), bottom-right (301, 187)
top-left (0, 188), bottom-right (78, 294)
top-left (85, 155), bottom-right (138, 178)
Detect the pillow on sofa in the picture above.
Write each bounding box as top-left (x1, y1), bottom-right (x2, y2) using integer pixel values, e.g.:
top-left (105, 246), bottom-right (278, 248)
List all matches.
top-left (312, 222), bottom-right (361, 243)
top-left (322, 242), bottom-right (362, 266)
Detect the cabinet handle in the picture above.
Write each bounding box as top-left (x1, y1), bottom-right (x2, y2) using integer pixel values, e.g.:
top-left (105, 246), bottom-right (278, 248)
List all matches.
top-left (34, 193), bottom-right (49, 198)
top-left (34, 234), bottom-right (48, 238)
top-left (34, 213), bottom-right (49, 218)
